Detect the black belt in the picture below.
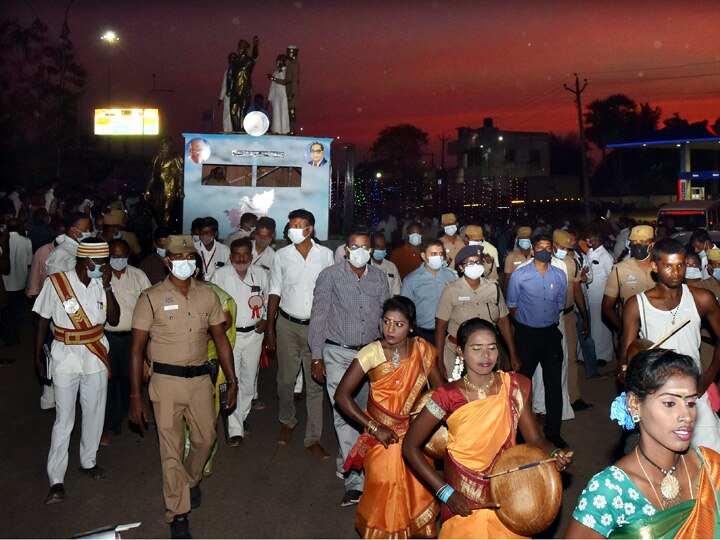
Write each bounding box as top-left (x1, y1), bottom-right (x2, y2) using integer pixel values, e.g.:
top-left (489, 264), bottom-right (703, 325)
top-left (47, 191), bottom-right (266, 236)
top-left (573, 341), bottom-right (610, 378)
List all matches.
top-left (325, 339), bottom-right (364, 352)
top-left (279, 308), bottom-right (310, 325)
top-left (236, 324), bottom-right (257, 333)
top-left (562, 306), bottom-right (574, 315)
top-left (153, 361), bottom-right (211, 378)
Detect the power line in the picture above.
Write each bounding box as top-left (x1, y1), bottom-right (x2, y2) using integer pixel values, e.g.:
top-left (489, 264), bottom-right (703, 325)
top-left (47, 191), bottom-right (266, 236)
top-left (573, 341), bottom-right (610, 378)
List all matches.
top-left (592, 72), bottom-right (720, 84)
top-left (586, 59), bottom-right (720, 75)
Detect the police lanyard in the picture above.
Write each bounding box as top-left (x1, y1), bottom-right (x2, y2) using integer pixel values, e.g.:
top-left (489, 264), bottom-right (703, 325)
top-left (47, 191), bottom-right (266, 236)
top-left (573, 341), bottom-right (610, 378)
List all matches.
top-left (201, 244), bottom-right (216, 274)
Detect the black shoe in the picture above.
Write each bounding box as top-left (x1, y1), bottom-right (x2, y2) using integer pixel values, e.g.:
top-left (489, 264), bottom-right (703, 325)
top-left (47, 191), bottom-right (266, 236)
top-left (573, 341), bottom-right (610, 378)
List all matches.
top-left (170, 514), bottom-right (192, 539)
top-left (190, 484), bottom-right (202, 509)
top-left (571, 399), bottom-right (594, 411)
top-left (340, 489), bottom-right (363, 507)
top-left (79, 465), bottom-right (105, 479)
top-left (44, 483), bottom-right (65, 505)
top-left (548, 436), bottom-right (570, 449)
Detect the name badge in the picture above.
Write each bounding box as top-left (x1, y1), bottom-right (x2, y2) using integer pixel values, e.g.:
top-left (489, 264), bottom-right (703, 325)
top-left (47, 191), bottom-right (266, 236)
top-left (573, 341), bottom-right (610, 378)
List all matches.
top-left (164, 304), bottom-right (179, 311)
top-left (459, 296), bottom-right (471, 301)
top-left (513, 261), bottom-right (521, 265)
top-left (251, 285), bottom-right (261, 293)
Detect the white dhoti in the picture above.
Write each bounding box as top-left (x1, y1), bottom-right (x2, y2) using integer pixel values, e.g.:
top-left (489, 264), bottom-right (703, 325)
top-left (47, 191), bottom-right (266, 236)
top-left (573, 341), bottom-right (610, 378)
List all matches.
top-left (227, 331), bottom-right (264, 438)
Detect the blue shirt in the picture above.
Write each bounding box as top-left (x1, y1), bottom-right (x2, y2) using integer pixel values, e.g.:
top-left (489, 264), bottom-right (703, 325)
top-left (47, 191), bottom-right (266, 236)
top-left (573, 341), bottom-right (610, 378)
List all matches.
top-left (506, 260), bottom-right (566, 328)
top-left (401, 264), bottom-right (457, 329)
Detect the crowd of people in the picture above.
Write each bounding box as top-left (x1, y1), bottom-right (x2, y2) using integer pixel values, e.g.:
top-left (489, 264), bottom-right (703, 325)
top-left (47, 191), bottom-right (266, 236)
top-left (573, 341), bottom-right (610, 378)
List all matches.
top-left (3, 183), bottom-right (720, 539)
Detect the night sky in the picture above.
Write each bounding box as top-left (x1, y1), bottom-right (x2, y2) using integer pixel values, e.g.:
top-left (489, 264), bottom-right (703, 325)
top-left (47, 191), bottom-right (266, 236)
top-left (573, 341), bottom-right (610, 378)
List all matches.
top-left (7, 0), bottom-right (720, 161)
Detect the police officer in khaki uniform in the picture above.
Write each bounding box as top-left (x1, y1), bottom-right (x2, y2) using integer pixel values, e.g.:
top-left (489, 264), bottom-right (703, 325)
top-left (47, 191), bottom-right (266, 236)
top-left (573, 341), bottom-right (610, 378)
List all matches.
top-left (553, 230), bottom-right (593, 411)
top-left (434, 245), bottom-right (520, 377)
top-left (700, 248), bottom-right (720, 300)
top-left (601, 225), bottom-right (655, 353)
top-left (502, 226), bottom-right (532, 297)
top-left (463, 225), bottom-right (499, 281)
top-left (128, 235), bottom-right (237, 539)
top-left (439, 213), bottom-right (465, 266)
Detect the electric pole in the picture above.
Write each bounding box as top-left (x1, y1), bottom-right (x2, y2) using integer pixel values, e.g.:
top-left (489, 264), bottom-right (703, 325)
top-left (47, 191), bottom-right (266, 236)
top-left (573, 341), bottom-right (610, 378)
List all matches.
top-left (564, 73), bottom-right (591, 220)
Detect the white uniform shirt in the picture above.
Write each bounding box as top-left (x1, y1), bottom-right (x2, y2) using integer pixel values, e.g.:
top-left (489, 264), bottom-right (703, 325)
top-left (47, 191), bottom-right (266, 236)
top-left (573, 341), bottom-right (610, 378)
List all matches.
top-left (45, 234), bottom-right (80, 275)
top-left (372, 258), bottom-right (402, 296)
top-left (586, 245), bottom-right (614, 302)
top-left (32, 269), bottom-right (108, 375)
top-left (252, 242), bottom-right (275, 272)
top-left (212, 265), bottom-right (269, 328)
top-left (194, 240), bottom-right (231, 281)
top-left (269, 240), bottom-right (334, 319)
top-left (106, 265), bottom-right (151, 332)
top-left (2, 231), bottom-right (33, 292)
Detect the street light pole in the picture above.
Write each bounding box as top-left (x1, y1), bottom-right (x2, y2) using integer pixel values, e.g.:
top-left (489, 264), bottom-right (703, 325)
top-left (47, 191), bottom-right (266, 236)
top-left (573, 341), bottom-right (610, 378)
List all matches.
top-left (100, 30), bottom-right (119, 154)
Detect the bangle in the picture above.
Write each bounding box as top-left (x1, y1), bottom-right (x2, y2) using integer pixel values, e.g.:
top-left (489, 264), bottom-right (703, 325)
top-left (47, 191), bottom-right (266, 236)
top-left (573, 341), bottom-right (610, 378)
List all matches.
top-left (436, 484), bottom-right (455, 504)
top-left (366, 419), bottom-right (379, 436)
top-left (550, 448), bottom-right (562, 458)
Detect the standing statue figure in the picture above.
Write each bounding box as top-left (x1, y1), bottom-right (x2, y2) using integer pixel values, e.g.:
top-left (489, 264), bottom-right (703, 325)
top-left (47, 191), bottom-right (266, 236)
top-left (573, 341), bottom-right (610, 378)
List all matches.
top-left (145, 137), bottom-right (184, 231)
top-left (267, 54), bottom-right (289, 135)
top-left (218, 52), bottom-right (237, 132)
top-left (285, 45), bottom-right (300, 135)
top-left (227, 36), bottom-right (259, 132)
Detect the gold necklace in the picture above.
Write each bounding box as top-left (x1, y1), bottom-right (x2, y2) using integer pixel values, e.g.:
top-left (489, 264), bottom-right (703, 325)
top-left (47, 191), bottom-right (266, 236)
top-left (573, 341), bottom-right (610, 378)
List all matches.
top-left (636, 446), bottom-right (682, 508)
top-left (463, 373), bottom-right (495, 400)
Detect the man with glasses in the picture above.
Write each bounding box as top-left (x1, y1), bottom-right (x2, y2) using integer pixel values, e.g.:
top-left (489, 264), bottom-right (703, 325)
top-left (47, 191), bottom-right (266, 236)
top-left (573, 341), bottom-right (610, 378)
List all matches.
top-left (307, 142), bottom-right (327, 167)
top-left (33, 239), bottom-right (120, 504)
top-left (308, 227), bottom-right (390, 506)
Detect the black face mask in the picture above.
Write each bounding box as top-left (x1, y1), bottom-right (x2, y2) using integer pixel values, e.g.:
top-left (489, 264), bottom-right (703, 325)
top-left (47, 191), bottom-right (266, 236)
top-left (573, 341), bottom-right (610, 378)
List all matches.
top-left (534, 249), bottom-right (552, 263)
top-left (630, 244), bottom-right (650, 261)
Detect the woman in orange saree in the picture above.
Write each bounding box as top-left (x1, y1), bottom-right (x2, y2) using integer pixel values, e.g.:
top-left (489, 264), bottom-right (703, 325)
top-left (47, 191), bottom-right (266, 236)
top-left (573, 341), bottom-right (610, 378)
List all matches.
top-left (335, 296), bottom-right (445, 538)
top-left (403, 318), bottom-right (574, 538)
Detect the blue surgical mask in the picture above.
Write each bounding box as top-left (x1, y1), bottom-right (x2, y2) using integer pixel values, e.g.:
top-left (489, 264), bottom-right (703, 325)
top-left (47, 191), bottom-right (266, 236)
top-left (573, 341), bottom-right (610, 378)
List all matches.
top-left (87, 262), bottom-right (104, 279)
top-left (372, 249), bottom-right (386, 261)
top-left (76, 229), bottom-right (91, 242)
top-left (554, 249), bottom-right (568, 260)
top-left (110, 257), bottom-right (128, 271)
top-left (156, 247), bottom-right (167, 257)
top-left (426, 255), bottom-right (443, 270)
top-left (685, 267), bottom-right (702, 280)
top-left (113, 230), bottom-right (124, 240)
top-left (518, 238), bottom-right (531, 250)
top-left (713, 268), bottom-right (720, 281)
top-left (699, 250), bottom-right (707, 259)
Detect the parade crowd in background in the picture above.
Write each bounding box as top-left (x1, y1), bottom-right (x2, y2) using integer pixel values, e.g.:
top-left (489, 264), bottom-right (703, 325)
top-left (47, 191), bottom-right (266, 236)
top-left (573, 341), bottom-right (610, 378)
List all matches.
top-left (2, 183), bottom-right (720, 539)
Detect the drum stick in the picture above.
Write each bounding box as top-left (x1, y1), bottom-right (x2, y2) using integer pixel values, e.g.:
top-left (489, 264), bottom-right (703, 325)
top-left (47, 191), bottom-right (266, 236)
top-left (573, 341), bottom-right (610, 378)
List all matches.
top-left (482, 458), bottom-right (556, 479)
top-left (649, 318), bottom-right (690, 350)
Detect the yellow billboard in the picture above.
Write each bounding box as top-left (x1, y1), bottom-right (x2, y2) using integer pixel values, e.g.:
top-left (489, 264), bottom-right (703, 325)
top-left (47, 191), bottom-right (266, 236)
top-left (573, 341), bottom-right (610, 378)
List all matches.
top-left (94, 108), bottom-right (159, 135)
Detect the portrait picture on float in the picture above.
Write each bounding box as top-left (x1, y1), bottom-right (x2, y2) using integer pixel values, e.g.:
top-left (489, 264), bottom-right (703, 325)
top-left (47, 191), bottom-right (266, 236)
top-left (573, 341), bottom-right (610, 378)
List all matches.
top-left (186, 138), bottom-right (211, 164)
top-left (183, 133), bottom-right (331, 239)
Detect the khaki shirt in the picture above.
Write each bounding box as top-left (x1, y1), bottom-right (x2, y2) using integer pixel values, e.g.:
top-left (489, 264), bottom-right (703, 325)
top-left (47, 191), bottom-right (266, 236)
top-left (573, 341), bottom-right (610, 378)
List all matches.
top-left (603, 258), bottom-right (655, 303)
top-left (693, 278), bottom-right (720, 302)
top-left (435, 277), bottom-right (509, 337)
top-left (504, 249), bottom-right (531, 275)
top-left (132, 277), bottom-right (225, 366)
top-left (441, 235), bottom-right (466, 266)
top-left (560, 256), bottom-right (580, 309)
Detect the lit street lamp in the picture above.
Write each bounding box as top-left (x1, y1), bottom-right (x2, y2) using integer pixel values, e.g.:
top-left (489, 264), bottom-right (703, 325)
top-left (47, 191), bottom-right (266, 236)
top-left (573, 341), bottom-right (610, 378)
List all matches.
top-left (100, 29), bottom-right (120, 104)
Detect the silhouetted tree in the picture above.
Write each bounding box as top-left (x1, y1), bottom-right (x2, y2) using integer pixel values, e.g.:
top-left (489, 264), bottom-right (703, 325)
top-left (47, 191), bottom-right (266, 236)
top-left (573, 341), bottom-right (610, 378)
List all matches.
top-left (584, 94), bottom-right (661, 156)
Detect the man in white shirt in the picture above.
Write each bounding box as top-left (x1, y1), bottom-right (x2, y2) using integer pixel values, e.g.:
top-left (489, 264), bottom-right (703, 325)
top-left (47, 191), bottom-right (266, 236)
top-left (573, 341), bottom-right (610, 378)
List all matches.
top-left (1, 218), bottom-right (32, 346)
top-left (586, 230), bottom-right (614, 364)
top-left (101, 239), bottom-right (151, 446)
top-left (251, 216), bottom-right (276, 272)
top-left (211, 237), bottom-right (268, 445)
top-left (33, 239), bottom-right (120, 504)
top-left (266, 209), bottom-right (334, 455)
top-left (224, 212), bottom-right (257, 248)
top-left (46, 213), bottom-right (93, 276)
top-left (194, 217), bottom-right (230, 281)
top-left (370, 232), bottom-right (401, 295)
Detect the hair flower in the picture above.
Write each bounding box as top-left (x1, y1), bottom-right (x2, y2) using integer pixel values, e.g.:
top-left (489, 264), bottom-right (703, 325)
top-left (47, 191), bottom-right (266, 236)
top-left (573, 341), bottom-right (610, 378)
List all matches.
top-left (610, 392), bottom-right (635, 430)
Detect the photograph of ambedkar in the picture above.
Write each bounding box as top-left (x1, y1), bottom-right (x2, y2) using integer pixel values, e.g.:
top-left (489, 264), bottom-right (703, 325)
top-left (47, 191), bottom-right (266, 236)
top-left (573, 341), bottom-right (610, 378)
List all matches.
top-left (187, 138), bottom-right (211, 164)
top-left (306, 142), bottom-right (327, 167)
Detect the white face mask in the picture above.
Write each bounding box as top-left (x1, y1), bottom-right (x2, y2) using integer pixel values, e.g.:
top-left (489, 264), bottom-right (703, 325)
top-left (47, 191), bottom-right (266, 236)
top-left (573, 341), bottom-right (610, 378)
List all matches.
top-left (686, 267), bottom-right (702, 280)
top-left (109, 257), bottom-right (128, 271)
top-left (444, 225), bottom-right (458, 236)
top-left (426, 255), bottom-right (443, 271)
top-left (468, 240), bottom-right (483, 246)
top-left (463, 263), bottom-right (483, 280)
top-left (288, 227), bottom-right (308, 244)
top-left (348, 248), bottom-right (370, 268)
top-left (170, 259), bottom-right (196, 280)
top-left (408, 233), bottom-right (422, 246)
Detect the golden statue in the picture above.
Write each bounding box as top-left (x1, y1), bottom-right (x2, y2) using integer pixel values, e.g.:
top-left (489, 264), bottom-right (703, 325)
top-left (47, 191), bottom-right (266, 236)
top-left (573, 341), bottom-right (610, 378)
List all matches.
top-left (285, 45), bottom-right (300, 135)
top-left (228, 35), bottom-right (259, 132)
top-left (145, 137), bottom-right (184, 230)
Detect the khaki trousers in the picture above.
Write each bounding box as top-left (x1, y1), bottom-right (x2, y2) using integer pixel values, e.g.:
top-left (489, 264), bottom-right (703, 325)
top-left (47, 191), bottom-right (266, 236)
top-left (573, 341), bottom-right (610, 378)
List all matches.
top-left (149, 373), bottom-right (215, 522)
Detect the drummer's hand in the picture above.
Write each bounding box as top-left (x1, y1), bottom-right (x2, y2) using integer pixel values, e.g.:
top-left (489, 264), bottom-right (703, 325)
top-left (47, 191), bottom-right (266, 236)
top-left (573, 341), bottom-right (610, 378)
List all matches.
top-left (510, 354), bottom-right (521, 372)
top-left (374, 425), bottom-right (399, 448)
top-left (446, 491), bottom-right (473, 517)
top-left (554, 450), bottom-right (574, 472)
top-left (617, 363), bottom-right (627, 384)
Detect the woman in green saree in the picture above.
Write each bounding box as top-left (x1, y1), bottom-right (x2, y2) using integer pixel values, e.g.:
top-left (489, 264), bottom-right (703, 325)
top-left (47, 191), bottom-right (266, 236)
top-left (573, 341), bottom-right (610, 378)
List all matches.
top-left (566, 349), bottom-right (720, 539)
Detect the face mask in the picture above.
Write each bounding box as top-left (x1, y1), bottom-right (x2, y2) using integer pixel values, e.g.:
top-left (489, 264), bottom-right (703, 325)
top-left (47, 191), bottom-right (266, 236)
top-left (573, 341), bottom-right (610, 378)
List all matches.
top-left (624, 239), bottom-right (631, 250)
top-left (444, 225), bottom-right (457, 236)
top-left (288, 227), bottom-right (308, 244)
top-left (170, 259), bottom-right (196, 280)
top-left (348, 248), bottom-right (370, 268)
top-left (232, 261), bottom-right (251, 272)
top-left (630, 244), bottom-right (650, 261)
top-left (113, 230), bottom-right (124, 240)
top-left (554, 249), bottom-right (568, 260)
top-left (685, 267), bottom-right (702, 280)
top-left (110, 257), bottom-right (128, 271)
top-left (192, 235), bottom-right (200, 243)
top-left (247, 226), bottom-right (256, 233)
top-left (408, 233), bottom-right (422, 246)
top-left (156, 247), bottom-right (166, 257)
top-left (713, 268), bottom-right (720, 281)
top-left (534, 249), bottom-right (552, 263)
top-left (426, 255), bottom-right (443, 271)
top-left (372, 249), bottom-right (386, 261)
top-left (200, 234), bottom-right (214, 246)
top-left (87, 262), bottom-right (104, 279)
top-left (255, 237), bottom-right (271, 248)
top-left (518, 238), bottom-right (531, 250)
top-left (468, 240), bottom-right (483, 246)
top-left (699, 250), bottom-right (707, 260)
top-left (463, 263), bottom-right (483, 280)
top-left (75, 229), bottom-right (91, 242)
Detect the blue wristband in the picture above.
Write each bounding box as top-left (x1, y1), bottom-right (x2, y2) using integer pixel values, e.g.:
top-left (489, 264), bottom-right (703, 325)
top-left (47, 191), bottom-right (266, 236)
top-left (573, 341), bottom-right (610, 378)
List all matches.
top-left (436, 484), bottom-right (455, 504)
